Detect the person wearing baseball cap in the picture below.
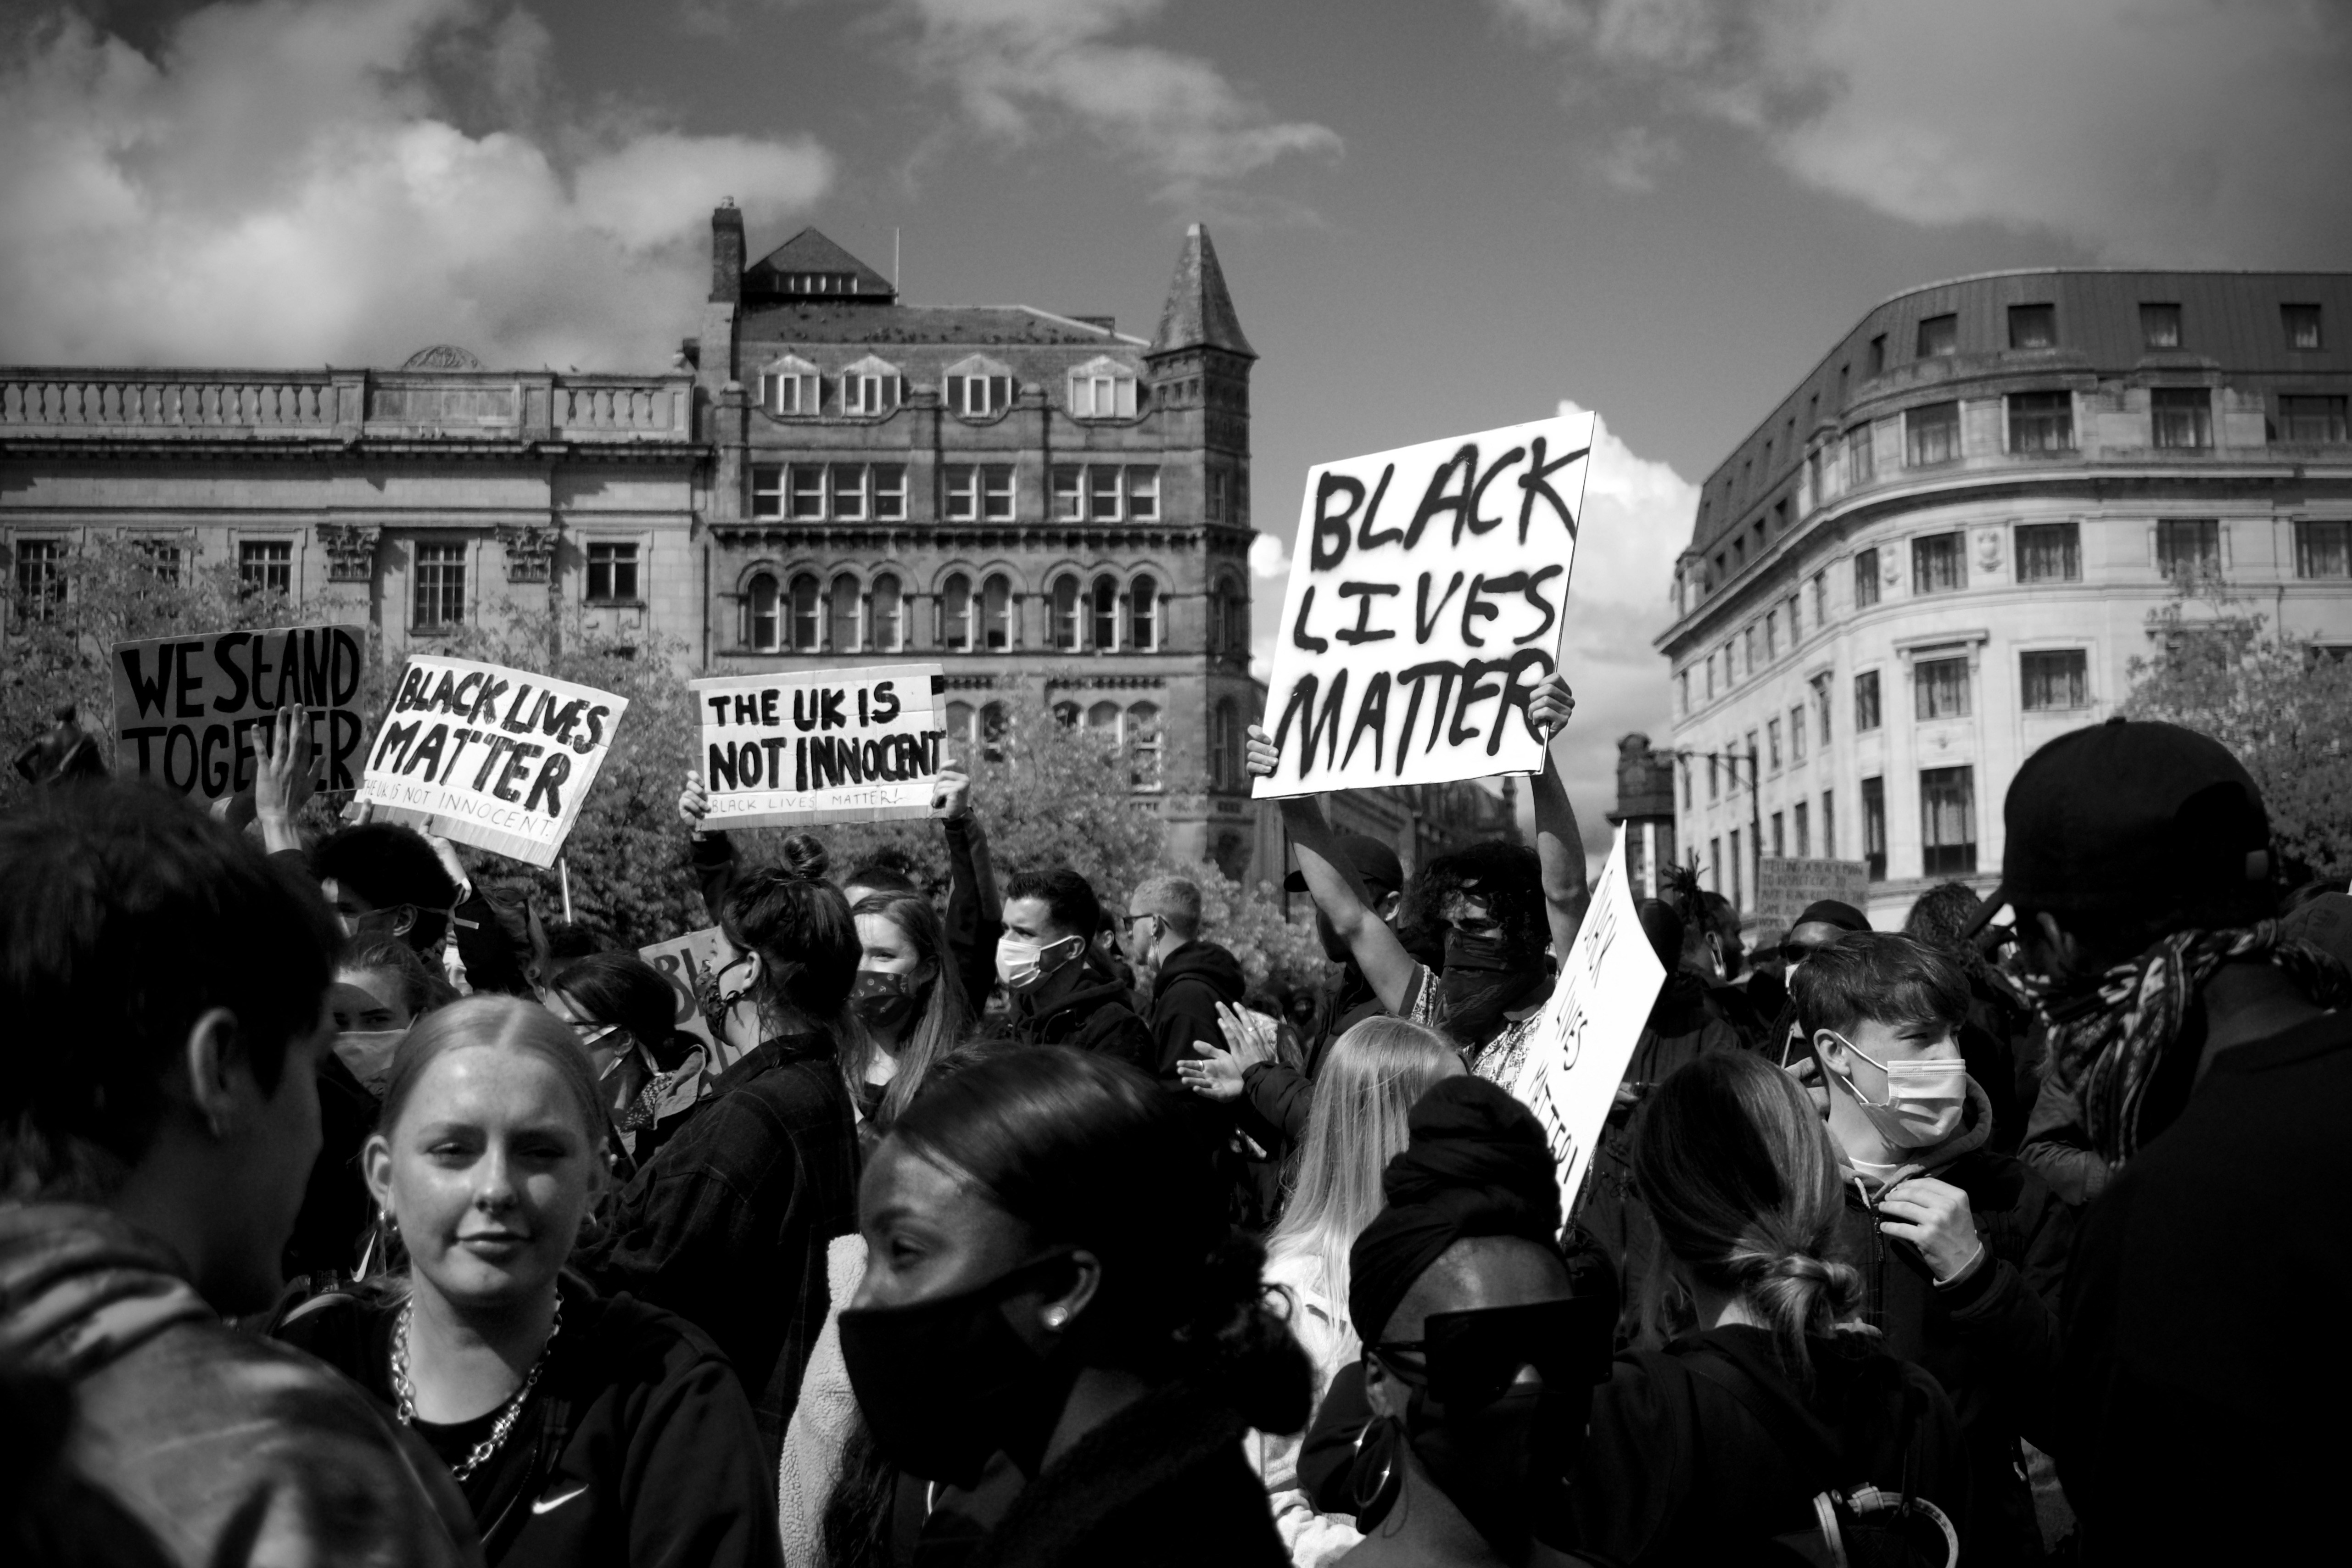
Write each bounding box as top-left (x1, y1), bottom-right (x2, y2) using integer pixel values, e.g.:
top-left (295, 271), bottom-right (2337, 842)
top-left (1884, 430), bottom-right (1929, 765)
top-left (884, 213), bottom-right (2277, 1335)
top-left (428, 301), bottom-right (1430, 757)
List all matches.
top-left (1987, 718), bottom-right (2352, 1562)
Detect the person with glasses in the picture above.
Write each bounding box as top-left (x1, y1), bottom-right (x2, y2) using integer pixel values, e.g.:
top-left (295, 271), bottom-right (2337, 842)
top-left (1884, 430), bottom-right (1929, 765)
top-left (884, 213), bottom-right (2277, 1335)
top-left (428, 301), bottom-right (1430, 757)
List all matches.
top-left (545, 954), bottom-right (706, 1166)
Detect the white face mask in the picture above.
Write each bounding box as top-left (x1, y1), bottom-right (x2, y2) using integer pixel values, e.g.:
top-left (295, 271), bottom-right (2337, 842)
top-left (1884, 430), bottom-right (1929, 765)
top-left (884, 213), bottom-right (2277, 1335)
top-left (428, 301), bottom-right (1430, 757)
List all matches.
top-left (995, 933), bottom-right (1076, 992)
top-left (1828, 1032), bottom-right (1968, 1149)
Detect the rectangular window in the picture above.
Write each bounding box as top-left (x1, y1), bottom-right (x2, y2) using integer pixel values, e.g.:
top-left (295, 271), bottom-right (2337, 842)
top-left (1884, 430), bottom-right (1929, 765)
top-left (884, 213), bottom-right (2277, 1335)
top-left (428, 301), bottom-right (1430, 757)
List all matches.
top-left (1812, 674), bottom-right (1832, 746)
top-left (1915, 655), bottom-right (1972, 720)
top-left (2016, 521), bottom-right (2081, 582)
top-left (1765, 609), bottom-right (1778, 659)
top-left (2280, 395), bottom-right (2350, 443)
top-left (1917, 313), bottom-right (1958, 357)
top-left (2141, 303), bottom-right (2182, 349)
top-left (2008, 304), bottom-right (2056, 349)
top-left (1846, 424), bottom-right (1876, 486)
top-left (1710, 837), bottom-right (1723, 894)
top-left (1767, 718), bottom-right (1783, 771)
top-left (1921, 766), bottom-right (1978, 876)
top-left (1868, 334), bottom-right (1887, 376)
top-left (872, 464), bottom-right (906, 521)
top-left (1677, 670), bottom-right (1690, 716)
top-left (2295, 519), bottom-right (2352, 579)
top-left (1822, 792), bottom-right (1836, 860)
top-left (830, 463), bottom-right (868, 521)
top-left (1854, 546), bottom-right (1881, 608)
top-left (1906, 401), bottom-right (1961, 466)
top-left (765, 371), bottom-right (818, 415)
top-left (789, 464), bottom-right (826, 519)
top-left (1862, 777), bottom-right (1886, 881)
top-left (2008, 391), bottom-right (2074, 452)
top-left (1206, 469), bottom-right (1230, 523)
top-left (2283, 304), bottom-right (2323, 350)
top-left (1771, 811), bottom-right (1785, 859)
top-left (585, 542), bottom-right (639, 604)
top-left (14, 538), bottom-right (64, 622)
top-left (2158, 519), bottom-right (2221, 580)
top-left (981, 464), bottom-right (1015, 521)
top-left (841, 374), bottom-right (894, 416)
top-left (1794, 801), bottom-right (1811, 859)
top-left (413, 541), bottom-right (465, 630)
top-left (1052, 466), bottom-right (1083, 521)
top-left (1855, 670), bottom-right (1882, 732)
top-left (944, 465), bottom-right (978, 521)
top-left (134, 539), bottom-right (182, 584)
top-left (2020, 649), bottom-right (2090, 711)
top-left (2151, 387), bottom-right (2212, 449)
top-left (1788, 593), bottom-right (1803, 642)
top-left (1811, 571), bottom-right (1827, 625)
top-left (1744, 625), bottom-right (1760, 670)
top-left (1706, 653), bottom-right (1717, 700)
top-left (751, 465), bottom-right (783, 519)
top-left (1912, 530), bottom-right (1966, 594)
top-left (1709, 755), bottom-right (1720, 802)
top-left (1087, 466), bottom-right (1121, 520)
top-left (1730, 828), bottom-right (1743, 912)
top-left (1126, 465), bottom-right (1159, 521)
top-left (238, 539), bottom-right (292, 596)
top-left (952, 374), bottom-right (1014, 418)
top-left (1790, 703), bottom-right (1807, 762)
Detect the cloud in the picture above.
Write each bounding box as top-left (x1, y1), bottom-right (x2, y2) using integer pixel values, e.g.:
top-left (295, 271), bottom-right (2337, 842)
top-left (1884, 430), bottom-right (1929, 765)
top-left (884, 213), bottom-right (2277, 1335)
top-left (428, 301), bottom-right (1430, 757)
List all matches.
top-left (0, 0), bottom-right (833, 369)
top-left (1497, 0), bottom-right (2352, 265)
top-left (893, 0), bottom-right (1341, 203)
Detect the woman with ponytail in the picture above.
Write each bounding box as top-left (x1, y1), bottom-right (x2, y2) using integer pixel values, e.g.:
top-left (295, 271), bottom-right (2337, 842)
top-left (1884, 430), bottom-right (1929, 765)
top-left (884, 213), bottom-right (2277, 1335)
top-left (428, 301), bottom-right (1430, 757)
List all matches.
top-left (1568, 1052), bottom-right (1969, 1567)
top-left (838, 1046), bottom-right (1311, 1566)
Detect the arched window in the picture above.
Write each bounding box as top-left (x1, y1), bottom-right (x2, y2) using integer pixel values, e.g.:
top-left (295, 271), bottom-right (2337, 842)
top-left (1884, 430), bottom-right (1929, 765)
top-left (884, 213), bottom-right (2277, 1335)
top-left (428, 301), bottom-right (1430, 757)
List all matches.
top-left (944, 700), bottom-right (974, 764)
top-left (829, 571), bottom-right (861, 653)
top-left (939, 573), bottom-right (972, 651)
top-left (1129, 574), bottom-right (1158, 651)
top-left (1127, 702), bottom-right (1162, 791)
top-left (744, 572), bottom-right (780, 652)
top-left (1052, 700), bottom-right (1079, 729)
top-left (982, 573), bottom-right (1012, 651)
top-left (871, 573), bottom-right (903, 652)
top-left (1091, 575), bottom-right (1120, 650)
top-left (789, 573), bottom-right (821, 652)
top-left (1218, 576), bottom-right (1250, 657)
top-left (1050, 574), bottom-right (1081, 651)
top-left (1211, 698), bottom-right (1241, 791)
top-left (1206, 582), bottom-right (1227, 657)
top-left (980, 700), bottom-right (1008, 763)
top-left (1086, 700), bottom-right (1122, 743)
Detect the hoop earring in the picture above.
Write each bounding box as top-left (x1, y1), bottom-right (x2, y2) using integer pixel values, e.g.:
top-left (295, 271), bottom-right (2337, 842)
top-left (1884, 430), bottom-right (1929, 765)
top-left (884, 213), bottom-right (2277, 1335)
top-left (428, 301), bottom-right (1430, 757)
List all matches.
top-left (1348, 1415), bottom-right (1405, 1530)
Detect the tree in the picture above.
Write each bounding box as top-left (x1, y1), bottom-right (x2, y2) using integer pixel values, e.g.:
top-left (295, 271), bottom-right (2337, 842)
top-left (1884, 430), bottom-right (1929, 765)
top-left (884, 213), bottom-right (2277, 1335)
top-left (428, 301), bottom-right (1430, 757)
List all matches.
top-left (1149, 852), bottom-right (1335, 1004)
top-left (2123, 589), bottom-right (2352, 886)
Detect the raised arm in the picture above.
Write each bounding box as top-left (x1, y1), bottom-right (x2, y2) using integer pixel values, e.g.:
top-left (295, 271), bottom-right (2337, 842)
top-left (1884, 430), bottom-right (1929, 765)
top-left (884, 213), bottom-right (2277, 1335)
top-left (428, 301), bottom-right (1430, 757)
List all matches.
top-left (1527, 674), bottom-right (1592, 961)
top-left (1246, 726), bottom-right (1422, 1016)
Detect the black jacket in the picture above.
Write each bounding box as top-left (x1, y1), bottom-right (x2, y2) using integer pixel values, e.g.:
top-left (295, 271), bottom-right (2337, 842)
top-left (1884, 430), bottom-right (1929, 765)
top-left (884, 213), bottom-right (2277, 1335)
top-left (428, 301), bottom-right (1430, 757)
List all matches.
top-left (964, 1382), bottom-right (1287, 1568)
top-left (1145, 939), bottom-right (1246, 1082)
top-left (283, 1047), bottom-right (379, 1280)
top-left (1005, 949), bottom-right (1153, 1071)
top-left (577, 1029), bottom-right (859, 1460)
top-left (1239, 965), bottom-right (1385, 1156)
top-left (2058, 1009), bottom-right (2352, 1564)
top-left (272, 1278), bottom-right (781, 1568)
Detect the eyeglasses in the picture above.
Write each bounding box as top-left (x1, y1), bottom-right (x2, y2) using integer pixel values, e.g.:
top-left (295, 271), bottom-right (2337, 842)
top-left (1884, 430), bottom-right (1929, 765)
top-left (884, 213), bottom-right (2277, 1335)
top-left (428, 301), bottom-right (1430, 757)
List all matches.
top-left (1370, 1297), bottom-right (1612, 1410)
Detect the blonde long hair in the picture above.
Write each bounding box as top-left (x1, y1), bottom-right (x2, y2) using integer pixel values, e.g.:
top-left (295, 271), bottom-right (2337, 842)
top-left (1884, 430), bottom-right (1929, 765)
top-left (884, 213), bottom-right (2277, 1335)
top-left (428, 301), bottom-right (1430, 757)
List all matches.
top-left (1265, 1017), bottom-right (1462, 1320)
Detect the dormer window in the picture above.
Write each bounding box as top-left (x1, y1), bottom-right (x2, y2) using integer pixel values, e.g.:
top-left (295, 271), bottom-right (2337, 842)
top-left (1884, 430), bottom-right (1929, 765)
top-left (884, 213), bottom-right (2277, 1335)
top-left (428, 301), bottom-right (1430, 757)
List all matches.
top-left (945, 357), bottom-right (1015, 419)
top-left (839, 355), bottom-right (902, 416)
top-left (1067, 357), bottom-right (1138, 419)
top-left (760, 354), bottom-right (821, 416)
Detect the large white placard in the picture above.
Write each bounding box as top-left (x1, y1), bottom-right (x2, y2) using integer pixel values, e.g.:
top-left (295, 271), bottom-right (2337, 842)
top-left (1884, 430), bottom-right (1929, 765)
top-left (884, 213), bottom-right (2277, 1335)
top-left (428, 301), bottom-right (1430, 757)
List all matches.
top-left (1508, 827), bottom-right (1669, 1210)
top-left (111, 624), bottom-right (368, 802)
top-left (691, 664), bottom-right (949, 828)
top-left (357, 655), bottom-right (627, 867)
top-left (1254, 411), bottom-right (1595, 797)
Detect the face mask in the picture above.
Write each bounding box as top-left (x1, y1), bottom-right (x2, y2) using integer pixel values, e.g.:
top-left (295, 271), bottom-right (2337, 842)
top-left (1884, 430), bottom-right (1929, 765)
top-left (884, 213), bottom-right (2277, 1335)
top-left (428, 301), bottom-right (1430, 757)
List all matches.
top-left (1441, 928), bottom-right (1514, 974)
top-left (995, 934), bottom-right (1075, 992)
top-left (1438, 931), bottom-right (1536, 1047)
top-left (1830, 1032), bottom-right (1968, 1149)
top-left (851, 970), bottom-right (924, 1037)
top-left (699, 952), bottom-right (756, 1036)
top-left (837, 1254), bottom-right (1077, 1487)
top-left (332, 1030), bottom-right (405, 1095)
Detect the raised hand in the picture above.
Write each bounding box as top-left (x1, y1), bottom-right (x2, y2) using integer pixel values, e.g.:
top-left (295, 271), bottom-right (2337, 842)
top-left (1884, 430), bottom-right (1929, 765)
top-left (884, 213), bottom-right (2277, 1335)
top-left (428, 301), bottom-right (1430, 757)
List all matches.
top-left (253, 706), bottom-right (313, 854)
top-left (1215, 1000), bottom-right (1279, 1068)
top-left (1527, 674), bottom-right (1577, 744)
top-left (678, 770), bottom-right (710, 830)
top-left (934, 769), bottom-right (972, 821)
top-left (1244, 725), bottom-right (1279, 781)
top-left (1177, 1037), bottom-right (1246, 1102)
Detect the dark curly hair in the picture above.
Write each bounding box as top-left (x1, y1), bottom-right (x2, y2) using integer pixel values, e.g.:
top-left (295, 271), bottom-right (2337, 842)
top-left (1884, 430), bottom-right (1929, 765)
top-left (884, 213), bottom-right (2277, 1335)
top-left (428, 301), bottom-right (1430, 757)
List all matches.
top-left (1401, 840), bottom-right (1548, 969)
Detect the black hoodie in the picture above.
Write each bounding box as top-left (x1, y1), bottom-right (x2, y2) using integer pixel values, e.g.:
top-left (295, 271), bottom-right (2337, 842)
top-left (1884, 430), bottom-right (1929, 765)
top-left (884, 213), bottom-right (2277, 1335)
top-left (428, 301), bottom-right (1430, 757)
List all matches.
top-left (1145, 939), bottom-right (1248, 1082)
top-left (1007, 945), bottom-right (1154, 1071)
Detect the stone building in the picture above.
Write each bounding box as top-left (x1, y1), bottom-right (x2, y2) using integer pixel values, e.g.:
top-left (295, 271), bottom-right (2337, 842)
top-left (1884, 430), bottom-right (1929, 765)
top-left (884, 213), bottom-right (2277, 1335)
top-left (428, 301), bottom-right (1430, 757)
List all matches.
top-left (1658, 269), bottom-right (2352, 929)
top-left (1609, 733), bottom-right (1677, 899)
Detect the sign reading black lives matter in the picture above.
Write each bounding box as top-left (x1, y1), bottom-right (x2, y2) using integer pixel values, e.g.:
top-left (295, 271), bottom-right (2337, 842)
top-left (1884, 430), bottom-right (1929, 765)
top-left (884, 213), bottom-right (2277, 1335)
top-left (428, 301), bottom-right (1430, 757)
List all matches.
top-left (692, 664), bottom-right (949, 828)
top-left (112, 625), bottom-right (368, 802)
top-left (357, 655), bottom-right (627, 867)
top-left (1253, 411), bottom-right (1596, 796)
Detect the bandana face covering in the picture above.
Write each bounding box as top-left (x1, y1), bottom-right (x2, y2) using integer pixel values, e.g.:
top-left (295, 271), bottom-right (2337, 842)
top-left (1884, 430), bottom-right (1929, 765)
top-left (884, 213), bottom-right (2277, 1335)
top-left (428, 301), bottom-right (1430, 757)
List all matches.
top-left (1828, 1032), bottom-right (1967, 1149)
top-left (850, 970), bottom-right (924, 1037)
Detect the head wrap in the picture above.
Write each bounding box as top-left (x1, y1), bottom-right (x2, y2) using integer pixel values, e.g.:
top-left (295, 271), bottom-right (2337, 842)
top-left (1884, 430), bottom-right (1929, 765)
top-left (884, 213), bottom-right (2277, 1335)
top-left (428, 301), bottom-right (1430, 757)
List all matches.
top-left (1792, 899), bottom-right (1870, 934)
top-left (1347, 1076), bottom-right (1562, 1345)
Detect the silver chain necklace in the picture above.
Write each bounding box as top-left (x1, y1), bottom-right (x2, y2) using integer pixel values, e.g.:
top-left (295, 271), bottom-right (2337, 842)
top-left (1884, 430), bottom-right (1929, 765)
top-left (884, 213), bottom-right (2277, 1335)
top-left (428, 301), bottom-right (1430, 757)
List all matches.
top-left (390, 1295), bottom-right (563, 1482)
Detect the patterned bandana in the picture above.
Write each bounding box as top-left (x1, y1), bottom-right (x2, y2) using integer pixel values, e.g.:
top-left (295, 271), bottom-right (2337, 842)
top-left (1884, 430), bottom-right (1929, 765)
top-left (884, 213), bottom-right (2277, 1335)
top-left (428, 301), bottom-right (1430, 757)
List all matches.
top-left (2044, 922), bottom-right (2352, 1167)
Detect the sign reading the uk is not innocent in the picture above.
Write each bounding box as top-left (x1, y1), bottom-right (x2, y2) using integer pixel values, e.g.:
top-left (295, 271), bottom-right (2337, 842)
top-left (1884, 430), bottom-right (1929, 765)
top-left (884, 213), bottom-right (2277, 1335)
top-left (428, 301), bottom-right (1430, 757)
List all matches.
top-left (692, 663), bottom-right (949, 828)
top-left (357, 655), bottom-right (627, 867)
top-left (1253, 410), bottom-right (1596, 797)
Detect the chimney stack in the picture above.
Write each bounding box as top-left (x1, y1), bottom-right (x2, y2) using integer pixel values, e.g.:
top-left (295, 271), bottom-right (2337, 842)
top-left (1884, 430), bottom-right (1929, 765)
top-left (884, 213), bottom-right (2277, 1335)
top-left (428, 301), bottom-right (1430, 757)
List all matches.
top-left (710, 201), bottom-right (744, 304)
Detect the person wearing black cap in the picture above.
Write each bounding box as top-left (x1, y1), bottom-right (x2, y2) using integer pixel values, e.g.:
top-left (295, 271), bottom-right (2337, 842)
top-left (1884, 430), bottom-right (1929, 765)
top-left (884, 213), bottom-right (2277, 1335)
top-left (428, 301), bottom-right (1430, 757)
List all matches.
top-left (1340, 1076), bottom-right (1614, 1566)
top-left (1758, 898), bottom-right (1873, 1066)
top-left (1975, 718), bottom-right (2352, 1563)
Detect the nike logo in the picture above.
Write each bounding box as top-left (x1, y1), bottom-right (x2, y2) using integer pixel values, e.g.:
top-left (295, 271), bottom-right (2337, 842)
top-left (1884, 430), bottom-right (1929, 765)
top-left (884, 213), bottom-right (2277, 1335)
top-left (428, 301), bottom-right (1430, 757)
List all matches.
top-left (531, 1485), bottom-right (588, 1515)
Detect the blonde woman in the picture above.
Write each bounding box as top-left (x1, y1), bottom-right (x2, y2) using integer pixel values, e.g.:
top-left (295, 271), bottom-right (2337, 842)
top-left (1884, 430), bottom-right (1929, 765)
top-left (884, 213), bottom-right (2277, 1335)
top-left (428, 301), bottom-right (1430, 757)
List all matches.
top-left (1248, 1015), bottom-right (1462, 1568)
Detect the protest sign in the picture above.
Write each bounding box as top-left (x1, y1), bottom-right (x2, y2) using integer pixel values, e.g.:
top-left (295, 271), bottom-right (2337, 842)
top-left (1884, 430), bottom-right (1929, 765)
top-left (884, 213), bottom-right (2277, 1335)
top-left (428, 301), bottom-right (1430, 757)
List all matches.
top-left (691, 663), bottom-right (949, 828)
top-left (639, 926), bottom-right (760, 1073)
top-left (111, 624), bottom-right (367, 802)
top-left (1254, 410), bottom-right (1595, 798)
top-left (357, 655), bottom-right (626, 868)
top-left (1757, 857), bottom-right (1870, 927)
top-left (1506, 827), bottom-right (1669, 1210)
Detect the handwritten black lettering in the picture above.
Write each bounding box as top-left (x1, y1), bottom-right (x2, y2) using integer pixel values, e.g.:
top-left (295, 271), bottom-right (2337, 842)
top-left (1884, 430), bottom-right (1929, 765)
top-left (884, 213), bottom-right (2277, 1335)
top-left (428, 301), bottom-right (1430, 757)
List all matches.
top-left (1335, 581), bottom-right (1400, 645)
top-left (1516, 435), bottom-right (1588, 544)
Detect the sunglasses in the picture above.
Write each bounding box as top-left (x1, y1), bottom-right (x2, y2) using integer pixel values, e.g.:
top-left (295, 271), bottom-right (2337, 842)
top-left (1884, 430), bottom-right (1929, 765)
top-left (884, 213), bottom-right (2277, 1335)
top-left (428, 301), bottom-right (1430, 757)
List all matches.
top-left (1779, 940), bottom-right (1838, 965)
top-left (1370, 1297), bottom-right (1613, 1410)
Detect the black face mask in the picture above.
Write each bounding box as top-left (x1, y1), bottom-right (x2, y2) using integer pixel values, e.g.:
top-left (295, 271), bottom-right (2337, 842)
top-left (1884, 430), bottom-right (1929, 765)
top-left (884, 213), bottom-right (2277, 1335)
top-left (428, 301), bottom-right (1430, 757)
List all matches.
top-left (1438, 930), bottom-right (1538, 1046)
top-left (850, 970), bottom-right (925, 1038)
top-left (837, 1253), bottom-right (1076, 1487)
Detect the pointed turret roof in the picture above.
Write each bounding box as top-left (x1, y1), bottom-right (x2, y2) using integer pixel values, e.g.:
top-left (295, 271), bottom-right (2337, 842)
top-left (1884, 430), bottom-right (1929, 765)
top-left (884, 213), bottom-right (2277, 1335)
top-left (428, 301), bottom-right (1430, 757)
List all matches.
top-left (1148, 224), bottom-right (1254, 359)
top-left (743, 227), bottom-right (896, 301)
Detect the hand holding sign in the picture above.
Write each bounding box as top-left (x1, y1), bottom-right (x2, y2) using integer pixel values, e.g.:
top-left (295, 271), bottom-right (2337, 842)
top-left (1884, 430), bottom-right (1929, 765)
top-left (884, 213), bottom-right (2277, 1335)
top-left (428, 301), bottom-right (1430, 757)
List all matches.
top-left (693, 664), bottom-right (949, 828)
top-left (678, 770), bottom-right (712, 831)
top-left (934, 768), bottom-right (972, 821)
top-left (1526, 674), bottom-right (1577, 745)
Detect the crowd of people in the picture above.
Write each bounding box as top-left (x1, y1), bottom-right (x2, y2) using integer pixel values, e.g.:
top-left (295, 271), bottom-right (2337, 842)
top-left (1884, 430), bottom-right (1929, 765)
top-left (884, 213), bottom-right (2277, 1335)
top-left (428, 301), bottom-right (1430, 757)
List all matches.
top-left (4, 675), bottom-right (2348, 1566)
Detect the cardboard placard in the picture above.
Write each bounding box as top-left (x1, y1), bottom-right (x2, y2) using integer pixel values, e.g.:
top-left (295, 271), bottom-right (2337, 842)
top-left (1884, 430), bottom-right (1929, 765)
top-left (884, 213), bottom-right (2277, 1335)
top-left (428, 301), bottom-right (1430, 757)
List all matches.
top-left (111, 625), bottom-right (368, 801)
top-left (691, 664), bottom-right (949, 828)
top-left (1757, 857), bottom-right (1871, 927)
top-left (1506, 828), bottom-right (1669, 1209)
top-left (638, 925), bottom-right (760, 1074)
top-left (1254, 411), bottom-right (1595, 797)
top-left (356, 655), bottom-right (627, 868)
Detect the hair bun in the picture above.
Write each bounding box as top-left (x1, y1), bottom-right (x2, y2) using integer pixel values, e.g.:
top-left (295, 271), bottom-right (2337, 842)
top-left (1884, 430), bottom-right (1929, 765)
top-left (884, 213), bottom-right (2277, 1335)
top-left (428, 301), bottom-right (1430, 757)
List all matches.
top-left (777, 832), bottom-right (831, 883)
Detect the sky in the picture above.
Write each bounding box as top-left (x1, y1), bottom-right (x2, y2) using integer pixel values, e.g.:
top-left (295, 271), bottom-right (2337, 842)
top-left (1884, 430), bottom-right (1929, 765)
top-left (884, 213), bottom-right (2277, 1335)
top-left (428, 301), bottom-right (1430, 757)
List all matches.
top-left (6, 0), bottom-right (2349, 854)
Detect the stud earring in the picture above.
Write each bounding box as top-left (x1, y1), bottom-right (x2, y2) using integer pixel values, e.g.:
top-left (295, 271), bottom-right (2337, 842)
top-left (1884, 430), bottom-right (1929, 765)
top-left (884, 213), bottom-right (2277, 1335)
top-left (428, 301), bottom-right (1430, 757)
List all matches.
top-left (1043, 1306), bottom-right (1069, 1330)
